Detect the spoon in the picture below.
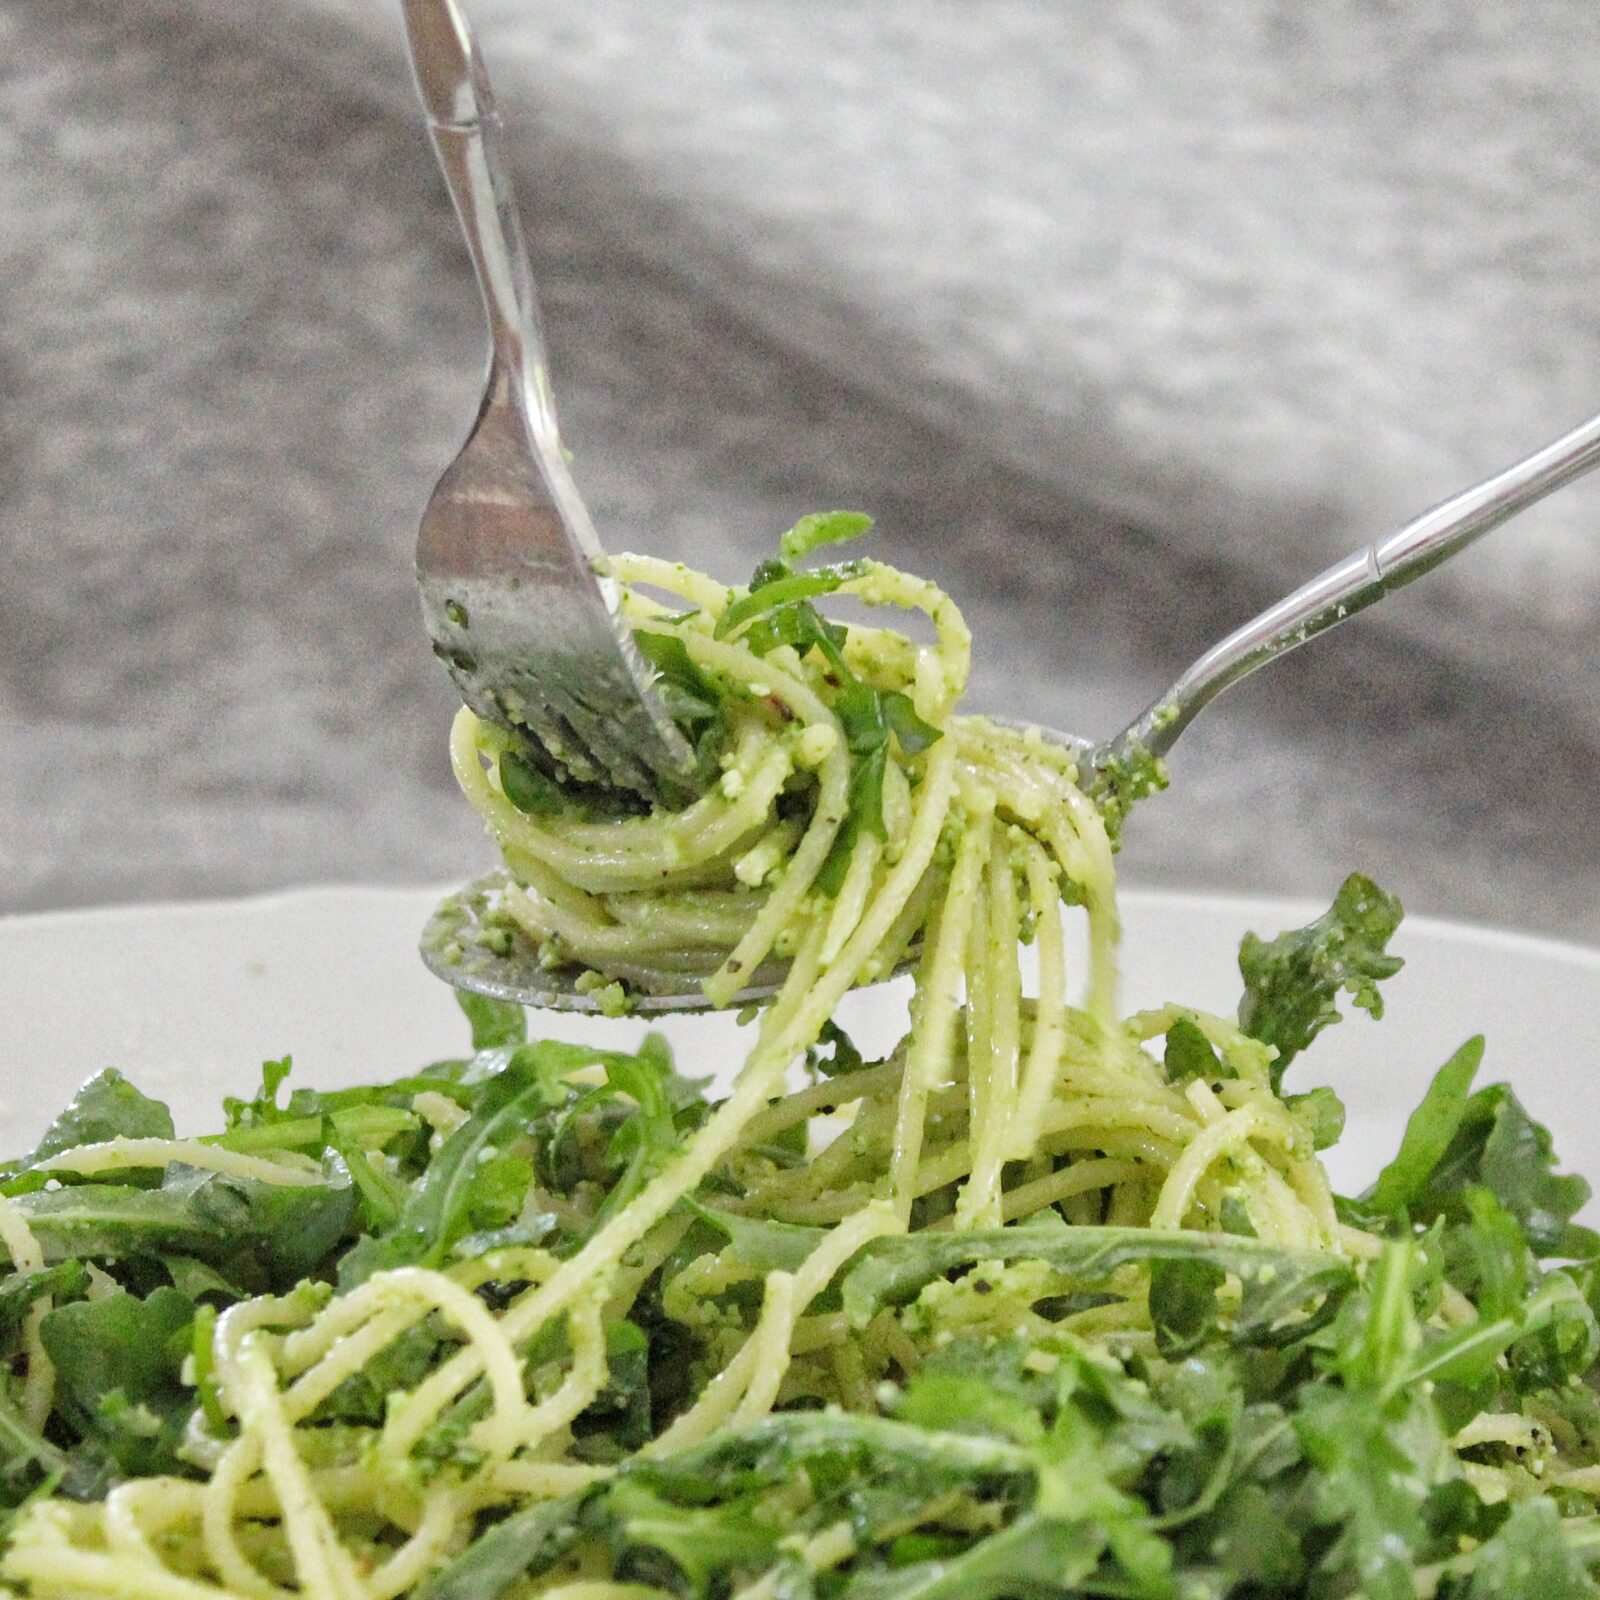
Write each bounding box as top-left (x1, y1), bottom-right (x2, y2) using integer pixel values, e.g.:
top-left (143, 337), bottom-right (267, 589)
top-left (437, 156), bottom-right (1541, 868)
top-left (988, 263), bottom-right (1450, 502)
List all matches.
top-left (424, 403), bottom-right (1600, 1012)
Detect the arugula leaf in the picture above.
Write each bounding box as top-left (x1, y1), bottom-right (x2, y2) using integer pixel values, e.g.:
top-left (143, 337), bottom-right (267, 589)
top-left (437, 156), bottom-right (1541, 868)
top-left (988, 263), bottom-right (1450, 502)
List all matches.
top-left (22, 1070), bottom-right (174, 1168)
top-left (0, 1388), bottom-right (70, 1502)
top-left (1294, 1247), bottom-right (1443, 1600)
top-left (1468, 1086), bottom-right (1597, 1258)
top-left (1390, 1076), bottom-right (1596, 1259)
top-left (324, 1126), bottom-right (408, 1231)
top-left (496, 749), bottom-right (563, 816)
top-left (632, 631), bottom-right (720, 727)
top-left (1161, 1018), bottom-right (1225, 1085)
top-left (1408, 1271), bottom-right (1555, 1391)
top-left (895, 1337), bottom-right (1048, 1446)
top-left (449, 1217), bottom-right (557, 1261)
top-left (632, 1410), bottom-right (1036, 1496)
top-left (415, 1495), bottom-right (587, 1600)
top-left (1338, 1241), bottom-right (1422, 1395)
top-left (1368, 1036), bottom-right (1484, 1214)
top-left (278, 1072), bottom-right (473, 1123)
top-left (854, 1341), bottom-right (1183, 1600)
top-left (338, 1044), bottom-right (568, 1286)
top-left (878, 689), bottom-right (942, 757)
top-left (717, 570), bottom-right (861, 646)
top-left (182, 1166), bottom-right (359, 1286)
top-left (710, 514), bottom-right (874, 650)
top-left (1237, 874), bottom-right (1405, 1083)
top-left (609, 1478), bottom-right (778, 1595)
top-left (12, 1184), bottom-right (233, 1262)
top-left (586, 1048), bottom-right (682, 1231)
top-left (572, 1321), bottom-right (654, 1460)
top-left (1037, 1416), bottom-right (1176, 1598)
top-left (632, 630), bottom-right (728, 785)
top-left (712, 519), bottom-right (942, 888)
top-left (1148, 1257), bottom-right (1227, 1357)
top-left (1284, 1244), bottom-right (1596, 1598)
top-left (810, 1019), bottom-right (868, 1079)
top-left (842, 1222), bottom-right (1355, 1343)
top-left (41, 1286), bottom-right (196, 1478)
top-left (1463, 1493), bottom-right (1597, 1598)
top-left (1505, 1269), bottom-right (1600, 1391)
top-left (1295, 1384), bottom-right (1437, 1600)
top-left (455, 989), bottom-right (527, 1052)
top-left (689, 1204), bottom-right (829, 1274)
top-left (190, 1303), bottom-right (226, 1434)
top-left (0, 1263), bottom-right (88, 1355)
top-left (816, 684), bottom-right (941, 894)
top-left (222, 1057), bottom-right (293, 1131)
top-left (1284, 1085), bottom-right (1347, 1150)
top-left (1440, 1186), bottom-right (1532, 1325)
top-left (311, 1320), bottom-right (442, 1426)
top-left (617, 1408), bottom-right (1034, 1577)
top-left (12, 1164), bottom-right (356, 1290)
top-left (847, 1513), bottom-right (1108, 1600)
top-left (211, 1103), bottom-right (417, 1158)
top-left (1189, 1482), bottom-right (1305, 1591)
top-left (836, 683), bottom-right (939, 765)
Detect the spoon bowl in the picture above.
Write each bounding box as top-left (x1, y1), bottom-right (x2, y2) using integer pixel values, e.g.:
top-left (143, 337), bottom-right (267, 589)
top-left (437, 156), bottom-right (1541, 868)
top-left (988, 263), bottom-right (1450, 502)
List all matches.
top-left (420, 870), bottom-right (799, 1012)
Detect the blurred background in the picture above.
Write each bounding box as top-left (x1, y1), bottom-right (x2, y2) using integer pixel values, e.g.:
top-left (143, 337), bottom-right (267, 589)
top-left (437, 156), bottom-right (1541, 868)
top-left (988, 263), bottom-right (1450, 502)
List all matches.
top-left (4, 0), bottom-right (1599, 937)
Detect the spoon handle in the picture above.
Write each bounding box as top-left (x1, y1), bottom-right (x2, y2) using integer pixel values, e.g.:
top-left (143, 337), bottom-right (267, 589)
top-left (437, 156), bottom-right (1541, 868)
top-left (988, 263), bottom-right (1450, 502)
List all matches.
top-left (1110, 406), bottom-right (1600, 766)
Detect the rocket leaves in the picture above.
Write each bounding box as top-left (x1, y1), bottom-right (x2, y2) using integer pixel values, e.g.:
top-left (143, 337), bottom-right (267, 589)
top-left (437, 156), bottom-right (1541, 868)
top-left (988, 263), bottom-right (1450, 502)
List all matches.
top-left (6, 865), bottom-right (1600, 1593)
top-left (1238, 874), bottom-right (1404, 1083)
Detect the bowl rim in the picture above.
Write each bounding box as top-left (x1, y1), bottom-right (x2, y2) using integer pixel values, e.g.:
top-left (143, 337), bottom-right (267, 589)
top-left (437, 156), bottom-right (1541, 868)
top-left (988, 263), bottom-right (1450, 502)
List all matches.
top-left (5, 878), bottom-right (1597, 960)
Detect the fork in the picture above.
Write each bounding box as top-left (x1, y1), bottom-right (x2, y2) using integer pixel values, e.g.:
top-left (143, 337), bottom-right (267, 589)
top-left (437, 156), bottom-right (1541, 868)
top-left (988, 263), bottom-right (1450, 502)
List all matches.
top-left (400, 0), bottom-right (695, 801)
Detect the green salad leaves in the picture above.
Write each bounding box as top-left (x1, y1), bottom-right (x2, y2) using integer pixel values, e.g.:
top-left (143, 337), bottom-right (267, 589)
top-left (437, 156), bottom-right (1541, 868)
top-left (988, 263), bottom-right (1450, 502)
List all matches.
top-left (4, 881), bottom-right (1600, 1597)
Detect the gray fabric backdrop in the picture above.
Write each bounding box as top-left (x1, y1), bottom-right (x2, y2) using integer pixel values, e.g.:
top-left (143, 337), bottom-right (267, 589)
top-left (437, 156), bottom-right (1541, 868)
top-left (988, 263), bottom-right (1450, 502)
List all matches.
top-left (5, 0), bottom-right (1599, 938)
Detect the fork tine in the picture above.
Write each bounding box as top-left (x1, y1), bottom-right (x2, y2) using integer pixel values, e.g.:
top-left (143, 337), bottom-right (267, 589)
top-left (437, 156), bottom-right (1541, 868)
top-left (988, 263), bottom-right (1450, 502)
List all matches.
top-left (548, 686), bottom-right (660, 795)
top-left (482, 669), bottom-right (669, 797)
top-left (514, 698), bottom-right (597, 786)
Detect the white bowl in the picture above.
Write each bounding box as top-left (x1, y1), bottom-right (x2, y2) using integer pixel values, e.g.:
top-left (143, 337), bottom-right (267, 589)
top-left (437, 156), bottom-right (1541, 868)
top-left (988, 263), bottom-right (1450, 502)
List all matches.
top-left (4, 885), bottom-right (1598, 1206)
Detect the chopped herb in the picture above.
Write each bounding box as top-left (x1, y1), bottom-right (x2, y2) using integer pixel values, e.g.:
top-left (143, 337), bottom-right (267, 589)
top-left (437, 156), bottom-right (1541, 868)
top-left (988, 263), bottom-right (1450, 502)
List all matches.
top-left (1238, 873), bottom-right (1405, 1084)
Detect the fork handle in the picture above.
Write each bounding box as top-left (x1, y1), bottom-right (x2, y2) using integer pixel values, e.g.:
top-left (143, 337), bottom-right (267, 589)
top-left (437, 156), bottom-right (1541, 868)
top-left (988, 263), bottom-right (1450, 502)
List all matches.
top-left (399, 0), bottom-right (560, 449)
top-left (1109, 404), bottom-right (1600, 765)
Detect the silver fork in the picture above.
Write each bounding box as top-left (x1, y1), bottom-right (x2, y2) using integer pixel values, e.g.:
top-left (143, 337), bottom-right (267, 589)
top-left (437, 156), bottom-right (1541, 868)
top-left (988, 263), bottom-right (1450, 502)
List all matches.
top-left (424, 402), bottom-right (1600, 1013)
top-left (400, 0), bottom-right (694, 801)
